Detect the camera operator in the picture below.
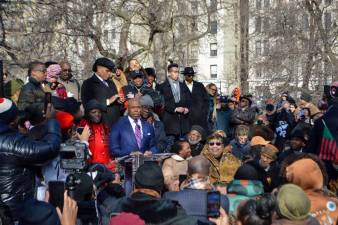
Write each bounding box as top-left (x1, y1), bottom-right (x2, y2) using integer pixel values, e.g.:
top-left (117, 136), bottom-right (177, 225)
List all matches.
top-left (0, 98), bottom-right (61, 220)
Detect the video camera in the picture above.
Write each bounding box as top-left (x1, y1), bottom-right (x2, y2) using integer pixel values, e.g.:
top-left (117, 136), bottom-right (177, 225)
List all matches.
top-left (60, 141), bottom-right (88, 171)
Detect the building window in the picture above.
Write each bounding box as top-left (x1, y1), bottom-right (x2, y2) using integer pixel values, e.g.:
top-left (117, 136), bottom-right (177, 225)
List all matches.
top-left (263, 18), bottom-right (270, 32)
top-left (256, 66), bottom-right (262, 78)
top-left (104, 30), bottom-right (109, 42)
top-left (111, 29), bottom-right (116, 40)
top-left (325, 0), bottom-right (333, 5)
top-left (210, 43), bottom-right (217, 56)
top-left (325, 12), bottom-right (331, 29)
top-left (210, 21), bottom-right (217, 34)
top-left (210, 0), bottom-right (217, 10)
top-left (264, 0), bottom-right (270, 8)
top-left (210, 65), bottom-right (217, 78)
top-left (255, 41), bottom-right (262, 56)
top-left (303, 14), bottom-right (309, 30)
top-left (255, 16), bottom-right (262, 33)
top-left (263, 39), bottom-right (269, 56)
top-left (256, 0), bottom-right (262, 9)
top-left (190, 41), bottom-right (199, 59)
top-left (191, 1), bottom-right (198, 11)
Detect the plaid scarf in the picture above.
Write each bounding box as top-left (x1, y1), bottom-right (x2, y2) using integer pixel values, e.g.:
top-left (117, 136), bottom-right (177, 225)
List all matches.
top-left (181, 176), bottom-right (213, 190)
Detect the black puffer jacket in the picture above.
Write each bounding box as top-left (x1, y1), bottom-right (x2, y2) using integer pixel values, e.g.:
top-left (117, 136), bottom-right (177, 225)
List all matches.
top-left (0, 119), bottom-right (61, 218)
top-left (17, 77), bottom-right (45, 111)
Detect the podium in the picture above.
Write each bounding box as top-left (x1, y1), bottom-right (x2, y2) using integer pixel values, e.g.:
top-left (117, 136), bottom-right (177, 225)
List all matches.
top-left (116, 153), bottom-right (173, 192)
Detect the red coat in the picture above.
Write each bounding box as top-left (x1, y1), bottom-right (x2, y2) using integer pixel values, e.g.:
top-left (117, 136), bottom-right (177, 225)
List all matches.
top-left (78, 120), bottom-right (115, 171)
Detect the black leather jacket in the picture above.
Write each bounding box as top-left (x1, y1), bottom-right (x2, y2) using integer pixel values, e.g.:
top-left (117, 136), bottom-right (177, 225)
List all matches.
top-left (0, 119), bottom-right (61, 218)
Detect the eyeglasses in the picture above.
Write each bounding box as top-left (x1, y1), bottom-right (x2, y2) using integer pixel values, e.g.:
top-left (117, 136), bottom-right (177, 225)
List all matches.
top-left (34, 69), bottom-right (47, 73)
top-left (210, 88), bottom-right (217, 92)
top-left (141, 105), bottom-right (153, 110)
top-left (208, 142), bottom-right (222, 146)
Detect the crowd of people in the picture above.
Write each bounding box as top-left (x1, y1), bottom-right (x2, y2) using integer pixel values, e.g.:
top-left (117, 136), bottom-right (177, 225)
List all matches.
top-left (0, 57), bottom-right (337, 225)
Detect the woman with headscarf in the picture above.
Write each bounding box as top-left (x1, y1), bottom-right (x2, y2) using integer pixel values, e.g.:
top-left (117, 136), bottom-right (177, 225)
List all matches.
top-left (46, 63), bottom-right (67, 99)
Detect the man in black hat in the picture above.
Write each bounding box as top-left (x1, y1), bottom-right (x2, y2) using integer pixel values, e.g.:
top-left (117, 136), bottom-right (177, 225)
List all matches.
top-left (81, 57), bottom-right (123, 128)
top-left (182, 67), bottom-right (209, 132)
top-left (230, 94), bottom-right (256, 128)
top-left (278, 129), bottom-right (308, 163)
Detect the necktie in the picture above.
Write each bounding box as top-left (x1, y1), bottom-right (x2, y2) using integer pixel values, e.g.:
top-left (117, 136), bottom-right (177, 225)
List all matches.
top-left (134, 119), bottom-right (142, 149)
top-left (103, 80), bottom-right (109, 87)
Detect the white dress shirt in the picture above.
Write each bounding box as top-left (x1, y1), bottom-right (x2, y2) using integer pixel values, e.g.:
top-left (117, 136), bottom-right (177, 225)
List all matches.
top-left (95, 73), bottom-right (113, 106)
top-left (185, 81), bottom-right (193, 93)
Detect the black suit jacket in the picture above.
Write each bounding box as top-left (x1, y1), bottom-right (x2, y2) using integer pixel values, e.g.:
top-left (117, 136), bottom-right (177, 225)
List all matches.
top-left (158, 80), bottom-right (192, 136)
top-left (187, 81), bottom-right (209, 131)
top-left (81, 74), bottom-right (121, 127)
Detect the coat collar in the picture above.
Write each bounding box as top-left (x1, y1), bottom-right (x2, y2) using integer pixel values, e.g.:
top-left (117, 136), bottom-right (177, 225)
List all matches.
top-left (29, 76), bottom-right (41, 86)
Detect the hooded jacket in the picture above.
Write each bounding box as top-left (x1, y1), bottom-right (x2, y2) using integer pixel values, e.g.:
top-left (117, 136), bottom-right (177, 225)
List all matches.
top-left (111, 192), bottom-right (198, 225)
top-left (286, 159), bottom-right (338, 225)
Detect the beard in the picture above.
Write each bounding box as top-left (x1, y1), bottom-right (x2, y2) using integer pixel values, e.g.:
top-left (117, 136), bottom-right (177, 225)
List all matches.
top-left (188, 137), bottom-right (201, 145)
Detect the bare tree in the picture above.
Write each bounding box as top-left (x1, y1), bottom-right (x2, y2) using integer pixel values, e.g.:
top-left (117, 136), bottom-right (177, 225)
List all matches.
top-left (1, 0), bottom-right (225, 81)
top-left (248, 0), bottom-right (338, 99)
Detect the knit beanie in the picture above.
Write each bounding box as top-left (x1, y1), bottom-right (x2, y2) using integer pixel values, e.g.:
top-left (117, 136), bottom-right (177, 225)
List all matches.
top-left (4, 78), bottom-right (24, 97)
top-left (191, 125), bottom-right (206, 139)
top-left (277, 184), bottom-right (311, 221)
top-left (55, 111), bottom-right (74, 132)
top-left (300, 92), bottom-right (312, 103)
top-left (234, 163), bottom-right (259, 180)
top-left (134, 162), bottom-right (164, 193)
top-left (46, 64), bottom-right (62, 82)
top-left (84, 99), bottom-right (105, 113)
top-left (139, 95), bottom-right (154, 108)
top-left (0, 98), bottom-right (18, 124)
top-left (265, 104), bottom-right (275, 112)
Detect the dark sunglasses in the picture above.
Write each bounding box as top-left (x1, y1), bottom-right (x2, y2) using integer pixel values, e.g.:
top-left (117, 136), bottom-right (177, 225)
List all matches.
top-left (208, 142), bottom-right (222, 146)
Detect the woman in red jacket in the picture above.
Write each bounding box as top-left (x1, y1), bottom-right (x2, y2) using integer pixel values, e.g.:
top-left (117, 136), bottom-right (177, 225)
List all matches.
top-left (78, 99), bottom-right (115, 172)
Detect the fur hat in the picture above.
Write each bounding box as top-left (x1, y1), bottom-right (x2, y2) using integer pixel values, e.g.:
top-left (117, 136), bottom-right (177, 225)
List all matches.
top-left (134, 162), bottom-right (164, 193)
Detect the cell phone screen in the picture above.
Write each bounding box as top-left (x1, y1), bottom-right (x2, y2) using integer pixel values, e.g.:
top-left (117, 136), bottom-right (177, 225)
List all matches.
top-left (48, 181), bottom-right (65, 210)
top-left (207, 191), bottom-right (221, 218)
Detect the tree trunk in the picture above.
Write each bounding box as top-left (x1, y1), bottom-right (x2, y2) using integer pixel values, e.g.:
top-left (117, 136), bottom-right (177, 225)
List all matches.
top-left (239, 0), bottom-right (249, 93)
